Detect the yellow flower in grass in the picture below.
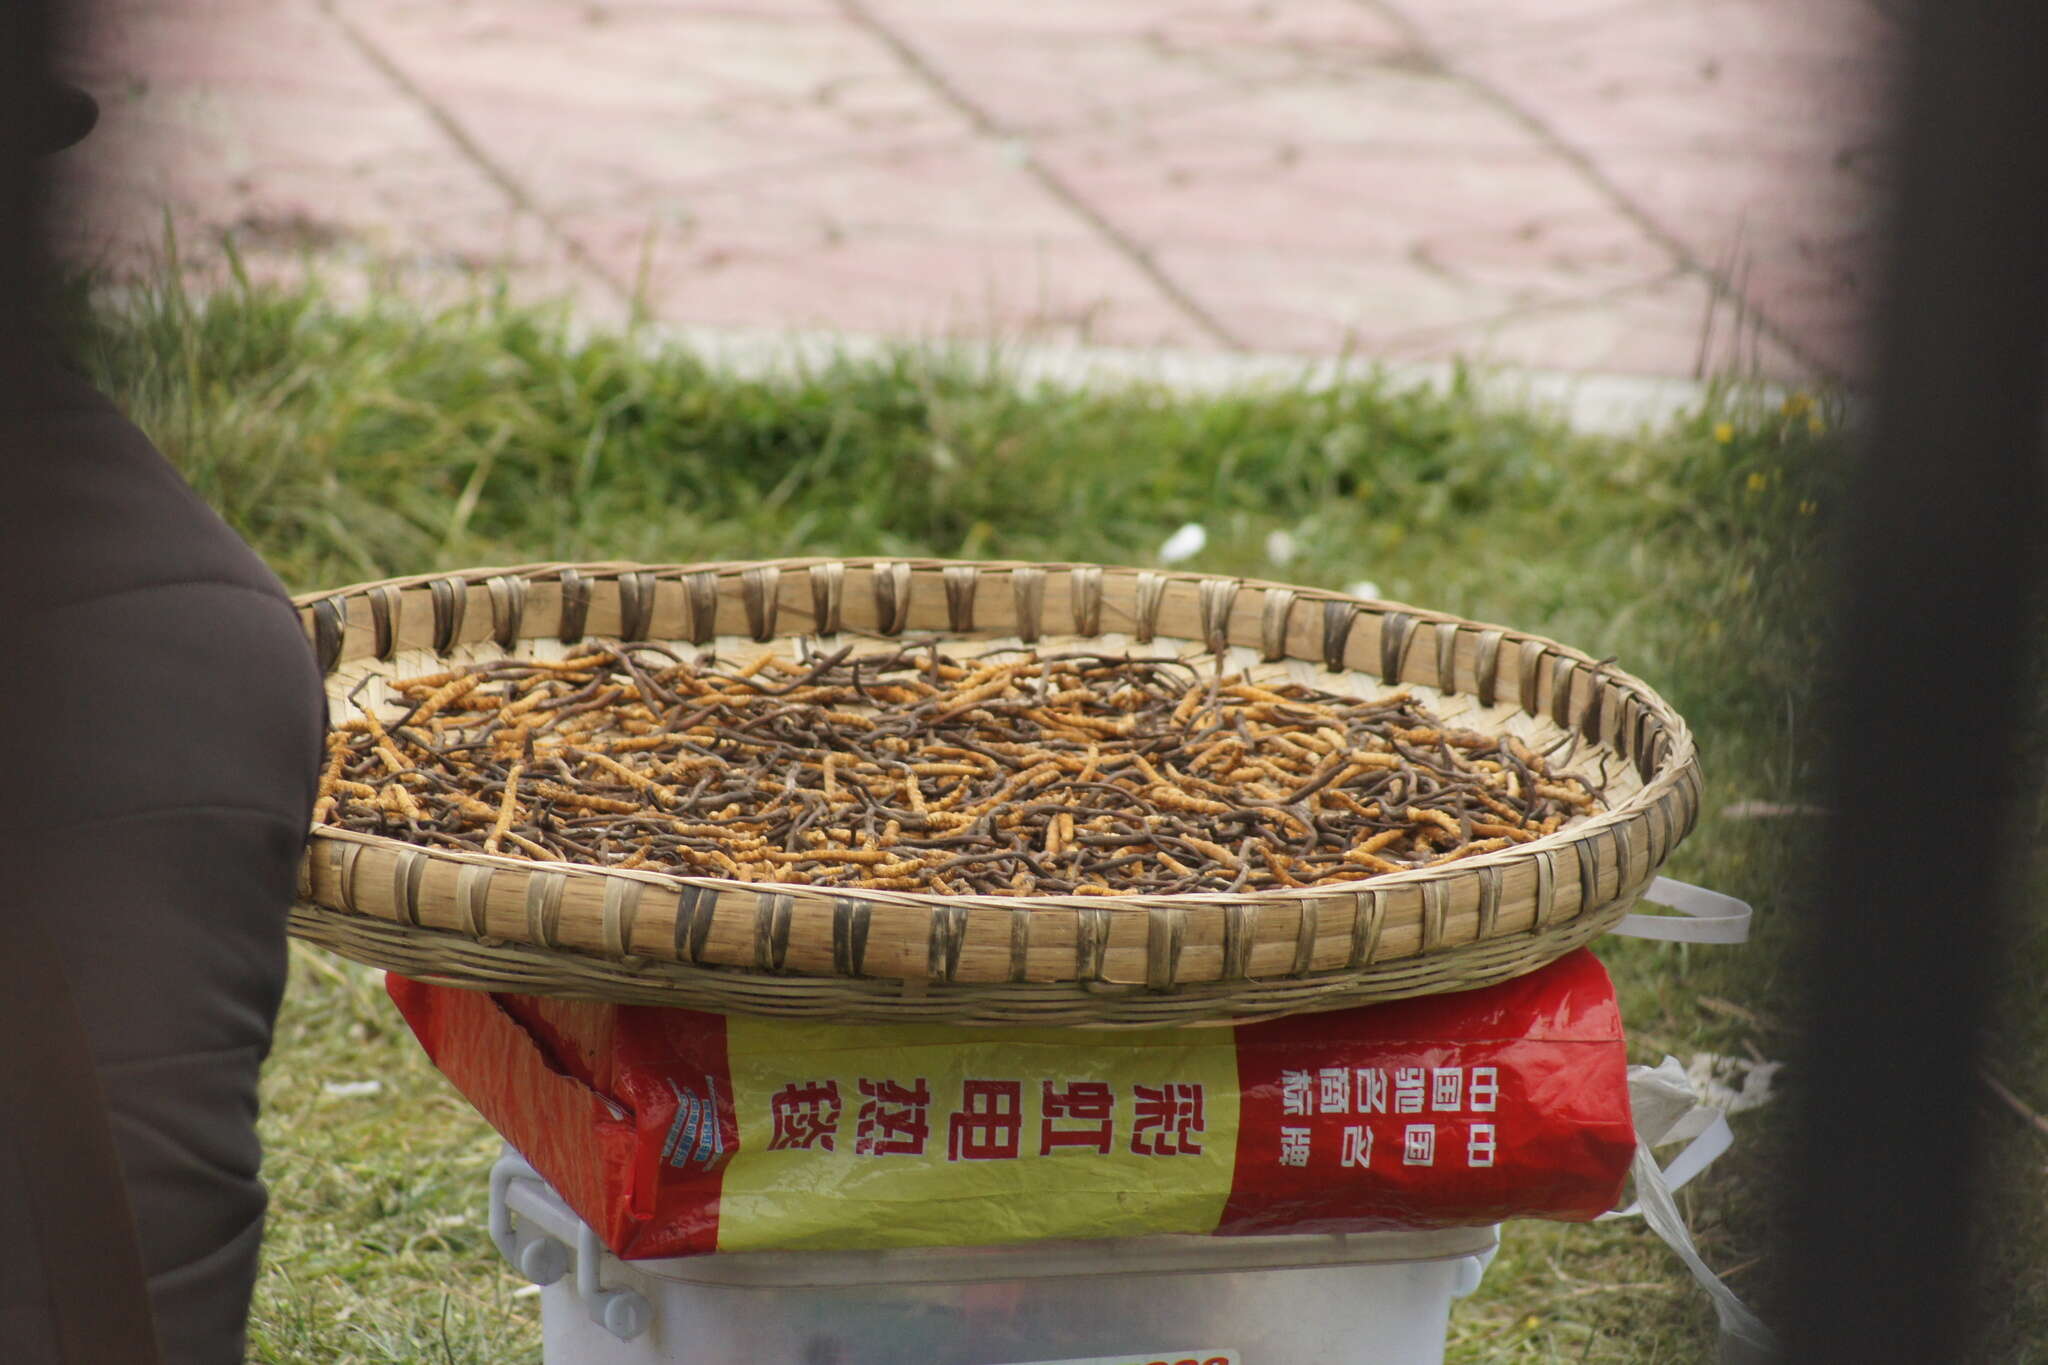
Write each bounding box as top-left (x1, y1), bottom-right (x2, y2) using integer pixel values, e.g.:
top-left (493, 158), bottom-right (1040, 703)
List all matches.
top-left (1714, 421), bottom-right (1735, 444)
top-left (1746, 471), bottom-right (1768, 493)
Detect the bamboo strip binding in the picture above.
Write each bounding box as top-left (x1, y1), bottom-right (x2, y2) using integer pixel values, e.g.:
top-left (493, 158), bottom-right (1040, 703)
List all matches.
top-left (289, 559), bottom-right (1701, 1025)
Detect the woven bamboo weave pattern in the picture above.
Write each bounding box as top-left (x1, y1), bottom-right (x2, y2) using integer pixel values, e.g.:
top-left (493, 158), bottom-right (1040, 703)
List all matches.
top-left (290, 559), bottom-right (1701, 1024)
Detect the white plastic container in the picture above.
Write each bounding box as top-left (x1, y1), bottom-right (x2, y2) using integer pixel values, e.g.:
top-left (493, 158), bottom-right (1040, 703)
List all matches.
top-left (489, 1148), bottom-right (1494, 1365)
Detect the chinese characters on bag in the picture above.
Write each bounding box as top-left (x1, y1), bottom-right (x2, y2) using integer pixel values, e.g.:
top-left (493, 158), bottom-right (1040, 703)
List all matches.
top-left (1276, 1064), bottom-right (1500, 1170)
top-left (766, 1077), bottom-right (1208, 1160)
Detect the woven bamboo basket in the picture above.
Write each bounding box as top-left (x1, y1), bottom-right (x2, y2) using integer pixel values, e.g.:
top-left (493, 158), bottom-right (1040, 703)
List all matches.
top-left (289, 559), bottom-right (1701, 1025)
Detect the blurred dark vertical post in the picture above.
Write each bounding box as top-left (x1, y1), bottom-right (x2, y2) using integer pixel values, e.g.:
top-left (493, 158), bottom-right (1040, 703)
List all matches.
top-left (0, 0), bottom-right (56, 677)
top-left (1782, 2), bottom-right (2048, 1361)
top-left (0, 0), bottom-right (55, 382)
top-left (0, 0), bottom-right (58, 811)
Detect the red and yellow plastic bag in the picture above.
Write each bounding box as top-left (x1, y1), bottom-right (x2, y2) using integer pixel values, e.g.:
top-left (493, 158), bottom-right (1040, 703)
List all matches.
top-left (388, 949), bottom-right (1634, 1259)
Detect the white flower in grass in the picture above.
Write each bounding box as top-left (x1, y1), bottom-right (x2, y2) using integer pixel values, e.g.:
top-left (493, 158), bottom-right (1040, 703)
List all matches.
top-left (322, 1079), bottom-right (384, 1098)
top-left (1158, 522), bottom-right (1207, 564)
top-left (1344, 579), bottom-right (1382, 601)
top-left (1264, 529), bottom-right (1298, 567)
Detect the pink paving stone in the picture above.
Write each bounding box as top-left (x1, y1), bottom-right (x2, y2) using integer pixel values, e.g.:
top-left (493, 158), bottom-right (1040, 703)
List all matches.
top-left (606, 138), bottom-right (1102, 250)
top-left (1033, 72), bottom-right (1675, 351)
top-left (539, 123), bottom-right (1198, 339)
top-left (553, 142), bottom-right (1201, 343)
top-left (45, 0), bottom-right (1890, 384)
top-left (563, 211), bottom-right (1207, 349)
top-left (337, 0), bottom-right (966, 209)
top-left (857, 0), bottom-right (1403, 43)
top-left (630, 0), bottom-right (846, 16)
top-left (856, 0), bottom-right (1411, 135)
top-left (1039, 108), bottom-right (1668, 270)
top-left (1384, 0), bottom-right (1896, 377)
top-left (1372, 273), bottom-right (1814, 382)
top-left (1404, 0), bottom-right (1896, 100)
top-left (50, 0), bottom-right (586, 298)
top-left (1146, 243), bottom-right (1689, 368)
top-left (1583, 150), bottom-right (1879, 378)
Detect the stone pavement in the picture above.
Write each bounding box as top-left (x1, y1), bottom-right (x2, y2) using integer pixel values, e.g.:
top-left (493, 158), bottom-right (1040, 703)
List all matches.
top-left (53, 0), bottom-right (1896, 388)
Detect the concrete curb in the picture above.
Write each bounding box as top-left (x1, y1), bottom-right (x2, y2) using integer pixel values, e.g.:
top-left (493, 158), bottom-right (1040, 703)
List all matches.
top-left (630, 320), bottom-right (1783, 438)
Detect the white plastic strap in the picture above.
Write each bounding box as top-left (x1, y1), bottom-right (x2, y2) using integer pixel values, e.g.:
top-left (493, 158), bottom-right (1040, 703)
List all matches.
top-left (1625, 1139), bottom-right (1780, 1362)
top-left (1654, 1111), bottom-right (1733, 1196)
top-left (1599, 1111), bottom-right (1732, 1219)
top-left (1608, 1062), bottom-right (1776, 1358)
top-left (1613, 877), bottom-right (1753, 944)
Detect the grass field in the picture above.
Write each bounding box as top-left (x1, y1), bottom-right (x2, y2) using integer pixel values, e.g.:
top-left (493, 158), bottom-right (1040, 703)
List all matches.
top-left (69, 273), bottom-right (2048, 1362)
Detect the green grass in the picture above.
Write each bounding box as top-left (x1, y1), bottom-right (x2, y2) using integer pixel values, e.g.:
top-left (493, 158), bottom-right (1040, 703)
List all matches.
top-left (67, 273), bottom-right (2048, 1362)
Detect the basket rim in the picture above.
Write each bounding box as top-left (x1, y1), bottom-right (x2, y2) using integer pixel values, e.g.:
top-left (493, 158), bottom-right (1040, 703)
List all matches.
top-left (292, 556), bottom-right (1696, 918)
top-left (288, 556), bottom-right (1702, 1015)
